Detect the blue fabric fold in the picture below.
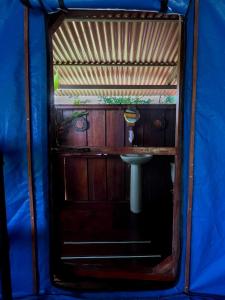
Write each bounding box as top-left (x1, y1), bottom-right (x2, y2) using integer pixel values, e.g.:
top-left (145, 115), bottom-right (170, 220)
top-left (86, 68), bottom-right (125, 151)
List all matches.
top-left (24, 0), bottom-right (189, 15)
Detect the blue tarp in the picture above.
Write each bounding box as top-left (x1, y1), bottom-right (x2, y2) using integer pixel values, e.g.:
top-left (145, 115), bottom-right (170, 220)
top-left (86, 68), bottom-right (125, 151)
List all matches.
top-left (190, 0), bottom-right (225, 295)
top-left (1, 0), bottom-right (225, 299)
top-left (26, 0), bottom-right (189, 15)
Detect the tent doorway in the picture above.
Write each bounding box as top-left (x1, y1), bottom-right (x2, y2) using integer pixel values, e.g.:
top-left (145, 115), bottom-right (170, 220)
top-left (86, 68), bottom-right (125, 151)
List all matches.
top-left (48, 10), bottom-right (183, 290)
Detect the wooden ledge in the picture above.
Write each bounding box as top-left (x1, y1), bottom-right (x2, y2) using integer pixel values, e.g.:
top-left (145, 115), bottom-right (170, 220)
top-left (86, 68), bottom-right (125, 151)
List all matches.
top-left (51, 146), bottom-right (176, 156)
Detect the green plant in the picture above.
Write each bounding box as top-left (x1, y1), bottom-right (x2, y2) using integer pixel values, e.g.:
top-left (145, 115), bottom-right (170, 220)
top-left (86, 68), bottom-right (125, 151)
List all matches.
top-left (73, 98), bottom-right (81, 105)
top-left (71, 111), bottom-right (88, 119)
top-left (54, 69), bottom-right (59, 91)
top-left (100, 96), bottom-right (152, 105)
top-left (72, 97), bottom-right (89, 105)
top-left (164, 96), bottom-right (176, 104)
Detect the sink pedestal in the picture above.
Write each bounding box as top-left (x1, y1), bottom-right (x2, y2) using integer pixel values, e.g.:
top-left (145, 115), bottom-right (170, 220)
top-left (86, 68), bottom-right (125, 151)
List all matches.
top-left (130, 164), bottom-right (142, 213)
top-left (120, 154), bottom-right (153, 214)
top-left (170, 162), bottom-right (175, 184)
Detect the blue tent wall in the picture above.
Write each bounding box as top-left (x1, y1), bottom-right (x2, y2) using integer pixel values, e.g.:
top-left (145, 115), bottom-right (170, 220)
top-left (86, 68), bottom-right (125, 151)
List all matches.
top-left (2, 0), bottom-right (225, 299)
top-left (189, 0), bottom-right (225, 296)
top-left (0, 0), bottom-right (34, 296)
top-left (26, 0), bottom-right (189, 14)
top-left (0, 0), bottom-right (192, 299)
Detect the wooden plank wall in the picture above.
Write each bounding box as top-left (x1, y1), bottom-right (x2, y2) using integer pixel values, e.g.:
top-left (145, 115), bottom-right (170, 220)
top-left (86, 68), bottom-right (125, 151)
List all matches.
top-left (55, 156), bottom-right (126, 203)
top-left (55, 105), bottom-right (176, 148)
top-left (54, 105), bottom-right (176, 203)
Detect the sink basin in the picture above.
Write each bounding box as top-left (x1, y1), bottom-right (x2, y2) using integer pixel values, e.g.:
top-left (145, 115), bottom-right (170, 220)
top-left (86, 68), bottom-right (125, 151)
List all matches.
top-left (120, 154), bottom-right (153, 214)
top-left (120, 154), bottom-right (152, 165)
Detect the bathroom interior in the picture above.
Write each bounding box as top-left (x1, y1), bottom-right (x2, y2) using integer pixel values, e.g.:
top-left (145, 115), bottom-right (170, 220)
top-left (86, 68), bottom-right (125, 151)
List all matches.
top-left (50, 10), bottom-right (182, 289)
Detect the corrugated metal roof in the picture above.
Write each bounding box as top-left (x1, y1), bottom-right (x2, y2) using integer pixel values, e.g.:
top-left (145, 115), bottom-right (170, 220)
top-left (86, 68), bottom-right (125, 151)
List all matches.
top-left (56, 89), bottom-right (176, 97)
top-left (53, 12), bottom-right (180, 97)
top-left (57, 66), bottom-right (176, 85)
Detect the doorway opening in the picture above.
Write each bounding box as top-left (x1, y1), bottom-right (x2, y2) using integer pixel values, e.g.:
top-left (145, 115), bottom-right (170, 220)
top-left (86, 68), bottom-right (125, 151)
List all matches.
top-left (48, 10), bottom-right (183, 290)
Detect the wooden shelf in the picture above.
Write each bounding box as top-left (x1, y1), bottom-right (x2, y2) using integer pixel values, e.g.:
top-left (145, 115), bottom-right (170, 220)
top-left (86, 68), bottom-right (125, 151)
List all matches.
top-left (52, 146), bottom-right (176, 156)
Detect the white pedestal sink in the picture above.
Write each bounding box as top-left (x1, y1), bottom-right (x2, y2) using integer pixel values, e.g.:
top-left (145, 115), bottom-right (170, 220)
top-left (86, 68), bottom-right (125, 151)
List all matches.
top-left (120, 154), bottom-right (153, 214)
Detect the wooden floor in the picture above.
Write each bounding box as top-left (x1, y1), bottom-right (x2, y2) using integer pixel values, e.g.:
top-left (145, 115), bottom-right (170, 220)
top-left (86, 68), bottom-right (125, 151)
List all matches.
top-left (56, 195), bottom-right (173, 281)
top-left (61, 200), bottom-right (172, 246)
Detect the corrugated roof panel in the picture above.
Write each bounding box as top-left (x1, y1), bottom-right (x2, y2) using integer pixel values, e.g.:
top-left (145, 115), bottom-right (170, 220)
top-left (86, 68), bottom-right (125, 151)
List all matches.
top-left (53, 13), bottom-right (180, 97)
top-left (58, 66), bottom-right (176, 86)
top-left (53, 20), bottom-right (179, 65)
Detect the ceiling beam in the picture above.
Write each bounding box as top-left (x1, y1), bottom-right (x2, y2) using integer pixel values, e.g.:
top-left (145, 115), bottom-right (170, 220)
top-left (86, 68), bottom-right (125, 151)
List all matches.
top-left (62, 9), bottom-right (180, 22)
top-left (54, 62), bottom-right (177, 67)
top-left (59, 84), bottom-right (177, 90)
top-left (48, 12), bottom-right (65, 34)
top-left (64, 18), bottom-right (180, 23)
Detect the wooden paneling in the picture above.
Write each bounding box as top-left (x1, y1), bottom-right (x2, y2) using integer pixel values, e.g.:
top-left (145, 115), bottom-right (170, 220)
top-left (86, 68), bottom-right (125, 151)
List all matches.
top-left (165, 109), bottom-right (176, 146)
top-left (107, 158), bottom-right (125, 201)
top-left (52, 155), bottom-right (65, 205)
top-left (62, 157), bottom-right (128, 203)
top-left (54, 155), bottom-right (173, 205)
top-left (143, 109), bottom-right (165, 147)
top-left (87, 110), bottom-right (106, 146)
top-left (54, 105), bottom-right (176, 203)
top-left (62, 110), bottom-right (87, 146)
top-left (106, 110), bottom-right (124, 147)
top-left (58, 106), bottom-right (176, 148)
top-left (88, 159), bottom-right (107, 201)
top-left (142, 157), bottom-right (171, 204)
top-left (134, 116), bottom-right (144, 146)
top-left (66, 157), bottom-right (88, 201)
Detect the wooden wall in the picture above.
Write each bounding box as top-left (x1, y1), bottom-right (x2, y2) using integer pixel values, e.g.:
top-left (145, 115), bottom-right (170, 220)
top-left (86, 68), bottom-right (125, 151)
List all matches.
top-left (55, 104), bottom-right (176, 148)
top-left (53, 104), bottom-right (176, 204)
top-left (53, 154), bottom-right (173, 203)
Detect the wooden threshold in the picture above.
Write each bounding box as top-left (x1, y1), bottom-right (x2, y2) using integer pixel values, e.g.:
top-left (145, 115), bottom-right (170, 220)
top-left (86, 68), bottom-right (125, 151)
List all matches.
top-left (53, 272), bottom-right (176, 291)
